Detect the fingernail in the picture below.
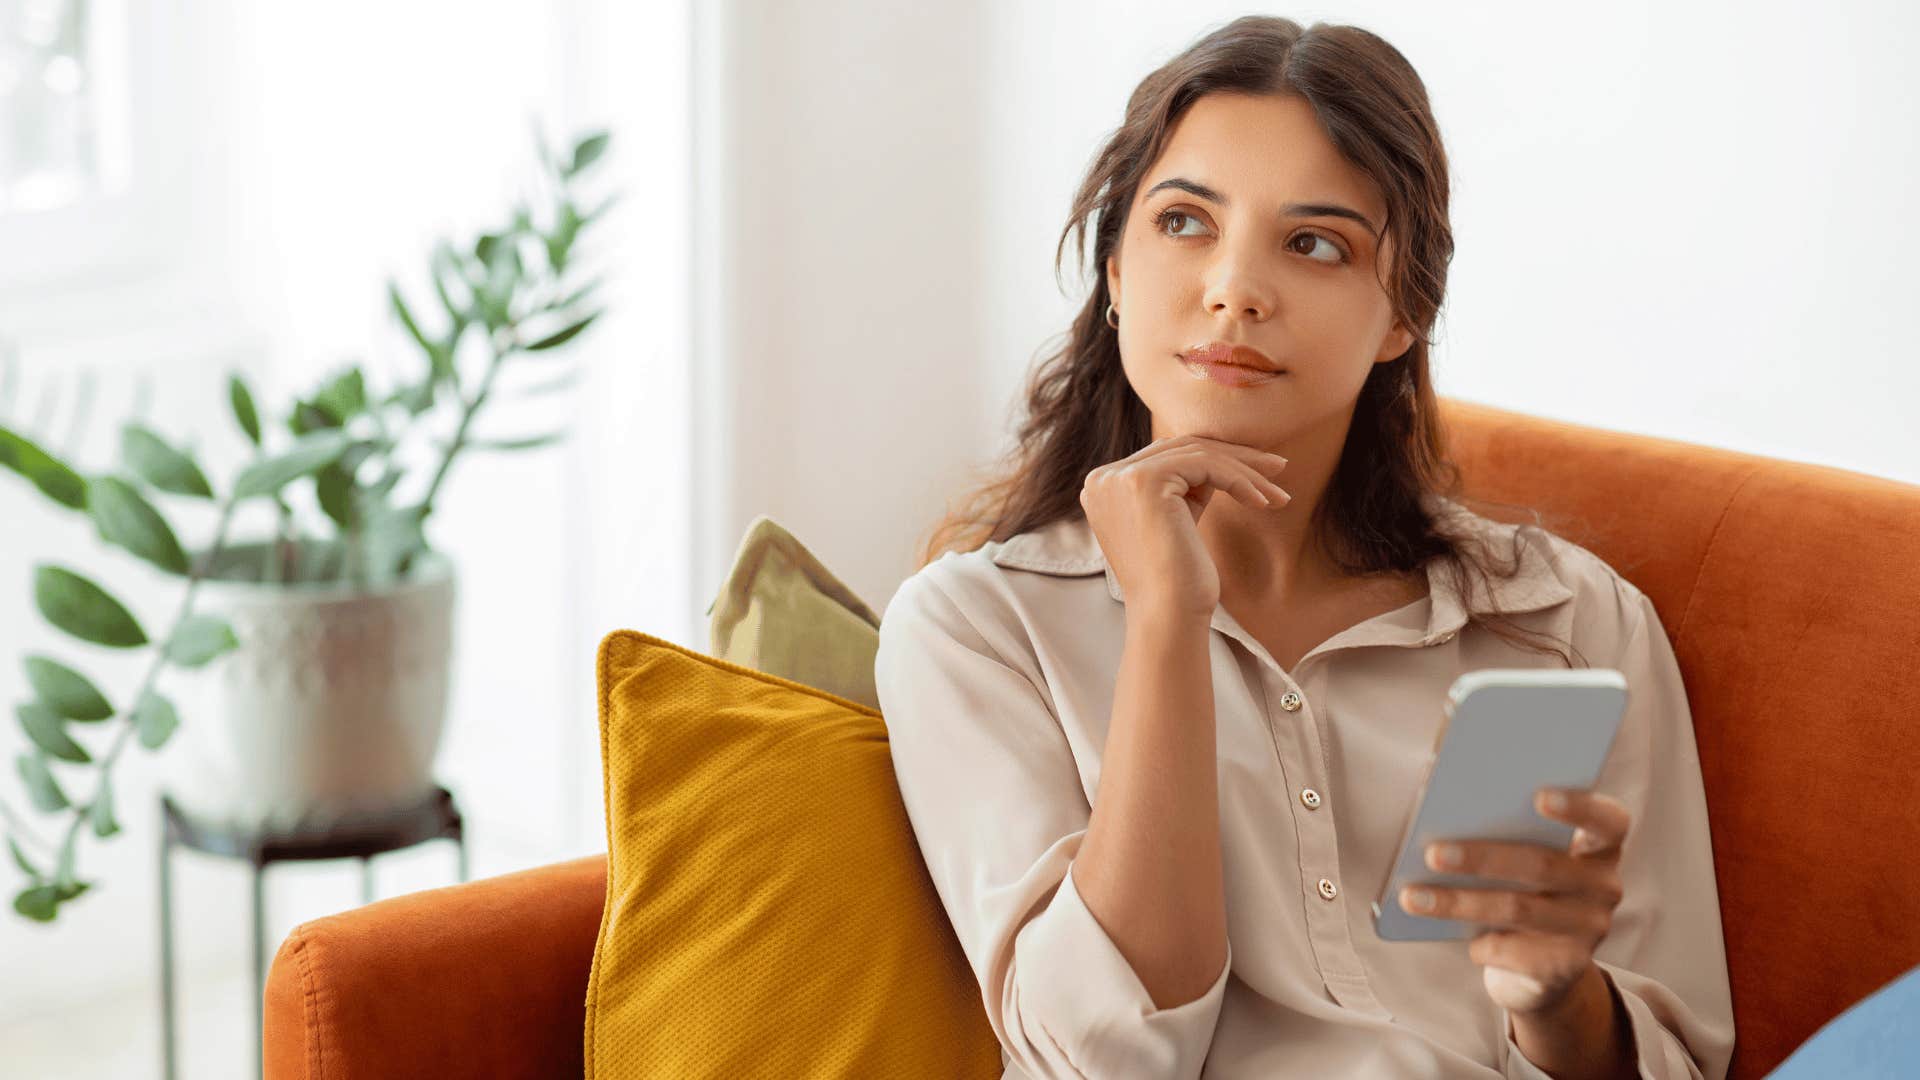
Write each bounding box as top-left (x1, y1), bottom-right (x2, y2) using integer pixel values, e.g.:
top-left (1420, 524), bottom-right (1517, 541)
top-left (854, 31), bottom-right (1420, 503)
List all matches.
top-left (1427, 843), bottom-right (1462, 870)
top-left (1543, 790), bottom-right (1569, 813)
top-left (1402, 887), bottom-right (1435, 913)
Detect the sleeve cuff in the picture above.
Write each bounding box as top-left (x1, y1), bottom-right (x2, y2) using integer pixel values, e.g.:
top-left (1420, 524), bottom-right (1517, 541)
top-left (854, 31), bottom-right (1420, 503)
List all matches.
top-left (1598, 961), bottom-right (1711, 1080)
top-left (1502, 1025), bottom-right (1558, 1080)
top-left (1011, 861), bottom-right (1232, 1079)
top-left (1501, 964), bottom-right (1706, 1080)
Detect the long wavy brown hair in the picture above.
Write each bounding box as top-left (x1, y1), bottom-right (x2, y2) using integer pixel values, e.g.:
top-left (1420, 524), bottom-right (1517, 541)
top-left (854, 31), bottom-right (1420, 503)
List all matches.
top-left (917, 15), bottom-right (1587, 667)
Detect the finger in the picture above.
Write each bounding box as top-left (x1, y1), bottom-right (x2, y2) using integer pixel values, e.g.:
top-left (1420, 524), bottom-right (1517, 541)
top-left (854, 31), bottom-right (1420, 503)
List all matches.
top-left (1467, 929), bottom-right (1591, 974)
top-left (1157, 446), bottom-right (1292, 508)
top-left (1424, 839), bottom-right (1622, 900)
top-left (1173, 447), bottom-right (1292, 506)
top-left (1138, 434), bottom-right (1289, 477)
top-left (1399, 884), bottom-right (1612, 938)
top-left (1535, 788), bottom-right (1632, 854)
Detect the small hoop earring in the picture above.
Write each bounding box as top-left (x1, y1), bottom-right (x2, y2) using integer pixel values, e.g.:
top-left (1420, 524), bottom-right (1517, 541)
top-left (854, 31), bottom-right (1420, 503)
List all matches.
top-left (1105, 302), bottom-right (1119, 329)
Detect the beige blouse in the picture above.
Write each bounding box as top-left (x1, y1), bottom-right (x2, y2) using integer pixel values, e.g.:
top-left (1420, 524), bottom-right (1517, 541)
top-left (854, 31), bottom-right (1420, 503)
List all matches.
top-left (874, 496), bottom-right (1736, 1079)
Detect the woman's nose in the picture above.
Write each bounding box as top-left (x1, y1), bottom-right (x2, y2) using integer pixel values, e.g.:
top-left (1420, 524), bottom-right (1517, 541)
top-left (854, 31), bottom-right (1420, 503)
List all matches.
top-left (1203, 247), bottom-right (1276, 321)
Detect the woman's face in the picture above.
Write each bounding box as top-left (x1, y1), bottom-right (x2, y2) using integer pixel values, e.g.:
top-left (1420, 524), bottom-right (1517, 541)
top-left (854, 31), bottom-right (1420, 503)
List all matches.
top-left (1106, 92), bottom-right (1415, 450)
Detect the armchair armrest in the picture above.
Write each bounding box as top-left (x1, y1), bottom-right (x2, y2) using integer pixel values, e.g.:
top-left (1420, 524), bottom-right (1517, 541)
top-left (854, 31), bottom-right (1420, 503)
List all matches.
top-left (264, 853), bottom-right (607, 1079)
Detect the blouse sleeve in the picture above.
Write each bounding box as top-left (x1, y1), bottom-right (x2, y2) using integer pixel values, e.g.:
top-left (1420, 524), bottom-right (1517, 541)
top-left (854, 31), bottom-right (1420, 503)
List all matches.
top-left (874, 569), bottom-right (1231, 1080)
top-left (1502, 583), bottom-right (1737, 1080)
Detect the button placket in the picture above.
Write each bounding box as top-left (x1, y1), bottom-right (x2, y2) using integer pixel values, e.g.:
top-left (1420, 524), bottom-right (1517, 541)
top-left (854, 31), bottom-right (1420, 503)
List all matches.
top-left (1261, 670), bottom-right (1388, 1017)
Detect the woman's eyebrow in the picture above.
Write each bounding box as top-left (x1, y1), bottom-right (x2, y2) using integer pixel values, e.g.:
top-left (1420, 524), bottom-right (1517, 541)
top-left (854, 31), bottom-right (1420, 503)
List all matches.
top-left (1143, 176), bottom-right (1379, 237)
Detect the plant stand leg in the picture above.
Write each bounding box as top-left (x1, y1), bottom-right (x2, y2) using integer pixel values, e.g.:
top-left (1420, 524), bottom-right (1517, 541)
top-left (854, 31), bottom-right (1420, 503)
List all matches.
top-left (159, 809), bottom-right (177, 1080)
top-left (252, 862), bottom-right (267, 1080)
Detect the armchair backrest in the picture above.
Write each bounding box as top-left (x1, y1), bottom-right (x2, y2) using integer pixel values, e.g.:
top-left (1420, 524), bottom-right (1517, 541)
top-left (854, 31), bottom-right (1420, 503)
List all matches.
top-left (1440, 396), bottom-right (1920, 1079)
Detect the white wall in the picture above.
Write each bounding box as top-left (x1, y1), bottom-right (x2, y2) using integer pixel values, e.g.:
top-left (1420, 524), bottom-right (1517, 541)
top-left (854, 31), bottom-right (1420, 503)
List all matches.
top-left (697, 1), bottom-right (998, 612)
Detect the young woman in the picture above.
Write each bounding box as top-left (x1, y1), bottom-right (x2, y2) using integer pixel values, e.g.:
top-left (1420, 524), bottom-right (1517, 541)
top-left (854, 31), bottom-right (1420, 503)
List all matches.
top-left (875, 16), bottom-right (1734, 1080)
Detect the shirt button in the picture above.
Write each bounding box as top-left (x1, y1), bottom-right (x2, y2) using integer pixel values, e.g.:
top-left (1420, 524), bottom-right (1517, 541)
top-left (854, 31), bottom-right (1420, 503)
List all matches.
top-left (1300, 788), bottom-right (1322, 809)
top-left (1279, 691), bottom-right (1303, 711)
top-left (1317, 877), bottom-right (1338, 901)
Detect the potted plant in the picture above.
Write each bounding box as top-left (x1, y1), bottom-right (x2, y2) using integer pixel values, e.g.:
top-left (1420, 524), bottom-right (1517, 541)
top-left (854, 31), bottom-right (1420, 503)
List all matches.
top-left (0, 126), bottom-right (615, 923)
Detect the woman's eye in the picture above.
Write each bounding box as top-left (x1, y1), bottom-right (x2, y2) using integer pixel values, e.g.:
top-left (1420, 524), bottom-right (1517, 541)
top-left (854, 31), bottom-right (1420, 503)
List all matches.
top-left (1153, 208), bottom-right (1208, 238)
top-left (1289, 232), bottom-right (1346, 263)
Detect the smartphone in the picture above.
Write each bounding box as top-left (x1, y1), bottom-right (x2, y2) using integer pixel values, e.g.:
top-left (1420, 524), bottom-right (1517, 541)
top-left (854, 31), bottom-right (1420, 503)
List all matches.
top-left (1371, 667), bottom-right (1628, 942)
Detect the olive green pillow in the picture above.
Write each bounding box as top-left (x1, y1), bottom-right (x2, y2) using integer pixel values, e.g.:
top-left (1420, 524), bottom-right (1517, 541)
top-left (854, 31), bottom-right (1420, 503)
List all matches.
top-left (706, 515), bottom-right (882, 709)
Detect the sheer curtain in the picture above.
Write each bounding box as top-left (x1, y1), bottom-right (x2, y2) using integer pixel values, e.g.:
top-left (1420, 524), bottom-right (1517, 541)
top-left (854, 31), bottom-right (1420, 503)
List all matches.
top-left (0, 2), bottom-right (694, 1075)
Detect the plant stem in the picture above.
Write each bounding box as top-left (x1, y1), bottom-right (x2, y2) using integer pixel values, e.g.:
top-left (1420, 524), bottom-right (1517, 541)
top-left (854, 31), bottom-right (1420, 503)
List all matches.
top-left (418, 342), bottom-right (511, 516)
top-left (55, 494), bottom-right (243, 885)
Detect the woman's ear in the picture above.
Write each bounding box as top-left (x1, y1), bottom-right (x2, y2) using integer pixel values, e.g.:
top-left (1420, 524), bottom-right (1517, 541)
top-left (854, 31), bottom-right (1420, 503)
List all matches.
top-left (1376, 321), bottom-right (1416, 364)
top-left (1105, 254), bottom-right (1121, 308)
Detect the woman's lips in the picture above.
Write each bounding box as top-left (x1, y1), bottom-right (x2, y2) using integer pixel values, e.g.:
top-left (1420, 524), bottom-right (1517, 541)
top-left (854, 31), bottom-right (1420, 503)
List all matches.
top-left (1178, 355), bottom-right (1285, 387)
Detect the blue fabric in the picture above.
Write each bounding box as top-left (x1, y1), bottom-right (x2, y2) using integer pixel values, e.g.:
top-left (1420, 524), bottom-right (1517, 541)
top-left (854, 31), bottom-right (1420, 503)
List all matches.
top-left (1765, 962), bottom-right (1920, 1079)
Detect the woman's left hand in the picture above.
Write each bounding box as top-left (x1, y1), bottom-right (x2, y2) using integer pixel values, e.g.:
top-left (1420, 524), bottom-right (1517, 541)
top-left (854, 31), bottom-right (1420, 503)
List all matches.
top-left (1397, 786), bottom-right (1633, 1016)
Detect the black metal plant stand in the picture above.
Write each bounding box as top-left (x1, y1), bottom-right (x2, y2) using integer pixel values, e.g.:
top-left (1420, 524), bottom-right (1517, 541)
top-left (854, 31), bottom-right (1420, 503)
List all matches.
top-left (157, 784), bottom-right (467, 1080)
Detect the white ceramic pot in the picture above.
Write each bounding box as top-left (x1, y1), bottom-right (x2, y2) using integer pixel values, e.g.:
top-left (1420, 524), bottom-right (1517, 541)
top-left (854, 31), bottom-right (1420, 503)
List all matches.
top-left (164, 541), bottom-right (457, 832)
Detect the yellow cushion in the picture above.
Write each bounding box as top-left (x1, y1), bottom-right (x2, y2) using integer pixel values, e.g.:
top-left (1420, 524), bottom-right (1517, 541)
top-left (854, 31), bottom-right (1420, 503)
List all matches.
top-left (706, 515), bottom-right (883, 709)
top-left (584, 629), bottom-right (1002, 1078)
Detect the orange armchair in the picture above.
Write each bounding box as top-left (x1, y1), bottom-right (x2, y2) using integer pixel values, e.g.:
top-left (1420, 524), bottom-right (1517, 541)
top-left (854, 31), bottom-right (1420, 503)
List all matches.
top-left (263, 399), bottom-right (1920, 1079)
top-left (264, 854), bottom-right (605, 1078)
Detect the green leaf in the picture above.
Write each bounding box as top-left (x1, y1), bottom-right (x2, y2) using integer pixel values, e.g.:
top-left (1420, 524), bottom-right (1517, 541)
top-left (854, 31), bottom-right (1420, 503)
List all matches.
top-left (291, 400), bottom-right (341, 435)
top-left (360, 502), bottom-right (429, 588)
top-left (16, 753), bottom-right (68, 812)
top-left (14, 884), bottom-right (59, 921)
top-left (22, 656), bottom-right (113, 722)
top-left (314, 368), bottom-right (367, 423)
top-left (87, 476), bottom-right (191, 575)
top-left (430, 242), bottom-right (474, 326)
top-left (469, 432), bottom-right (567, 452)
top-left (17, 703), bottom-right (90, 764)
top-left (9, 836), bottom-right (41, 880)
top-left (133, 691), bottom-right (179, 750)
top-left (165, 614), bottom-right (239, 668)
top-left (233, 430), bottom-right (352, 500)
top-left (429, 343), bottom-right (458, 386)
top-left (120, 425), bottom-right (214, 499)
top-left (384, 380), bottom-right (437, 416)
top-left (0, 425), bottom-right (88, 510)
top-left (90, 779), bottom-right (119, 838)
top-left (315, 462), bottom-right (354, 529)
top-left (480, 253), bottom-right (517, 327)
top-left (33, 565), bottom-right (148, 648)
top-left (53, 824), bottom-right (77, 886)
top-left (567, 130), bottom-right (610, 176)
top-left (524, 312), bottom-right (600, 352)
top-left (545, 202), bottom-right (582, 272)
top-left (390, 282), bottom-right (434, 353)
top-left (229, 373), bottom-right (263, 447)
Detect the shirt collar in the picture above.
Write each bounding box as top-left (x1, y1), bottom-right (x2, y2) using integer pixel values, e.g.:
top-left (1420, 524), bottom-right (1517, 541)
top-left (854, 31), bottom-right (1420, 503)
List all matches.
top-left (986, 495), bottom-right (1575, 645)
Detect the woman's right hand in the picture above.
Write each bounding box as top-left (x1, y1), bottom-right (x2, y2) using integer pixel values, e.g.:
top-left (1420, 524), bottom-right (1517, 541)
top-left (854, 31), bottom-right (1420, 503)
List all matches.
top-left (1079, 434), bottom-right (1292, 618)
